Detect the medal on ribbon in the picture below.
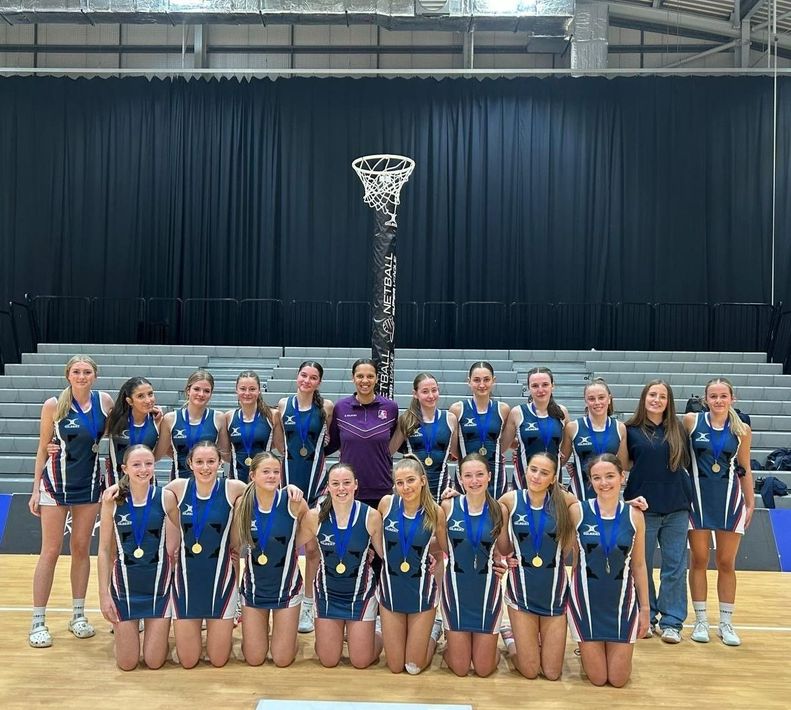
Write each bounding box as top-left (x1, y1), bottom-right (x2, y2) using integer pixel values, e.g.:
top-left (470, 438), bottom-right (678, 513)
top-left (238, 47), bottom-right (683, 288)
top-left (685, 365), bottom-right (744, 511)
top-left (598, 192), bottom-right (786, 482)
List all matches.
top-left (593, 500), bottom-right (622, 575)
top-left (418, 410), bottom-right (440, 468)
top-left (127, 412), bottom-right (148, 447)
top-left (589, 416), bottom-right (612, 455)
top-left (461, 496), bottom-right (489, 570)
top-left (72, 392), bottom-right (101, 454)
top-left (190, 479), bottom-right (219, 555)
top-left (705, 414), bottom-right (729, 474)
top-left (526, 491), bottom-right (549, 568)
top-left (532, 404), bottom-right (556, 451)
top-left (472, 400), bottom-right (492, 457)
top-left (184, 409), bottom-right (209, 453)
top-left (397, 498), bottom-right (424, 574)
top-left (129, 485), bottom-right (154, 560)
top-left (239, 409), bottom-right (260, 469)
top-left (293, 397), bottom-right (312, 458)
top-left (330, 501), bottom-right (357, 575)
top-left (253, 489), bottom-right (279, 566)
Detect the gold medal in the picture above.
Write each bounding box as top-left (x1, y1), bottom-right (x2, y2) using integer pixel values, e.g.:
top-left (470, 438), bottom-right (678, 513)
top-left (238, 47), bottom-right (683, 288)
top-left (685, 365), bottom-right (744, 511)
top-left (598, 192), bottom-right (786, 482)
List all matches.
top-left (91, 443), bottom-right (100, 453)
top-left (299, 446), bottom-right (309, 457)
top-left (531, 555), bottom-right (542, 568)
top-left (257, 553), bottom-right (268, 566)
top-left (335, 562), bottom-right (346, 574)
top-left (400, 561), bottom-right (411, 573)
top-left (424, 456), bottom-right (433, 467)
top-left (244, 457), bottom-right (253, 467)
top-left (133, 547), bottom-right (144, 559)
top-left (711, 462), bottom-right (721, 473)
top-left (478, 447), bottom-right (488, 456)
top-left (191, 542), bottom-right (203, 555)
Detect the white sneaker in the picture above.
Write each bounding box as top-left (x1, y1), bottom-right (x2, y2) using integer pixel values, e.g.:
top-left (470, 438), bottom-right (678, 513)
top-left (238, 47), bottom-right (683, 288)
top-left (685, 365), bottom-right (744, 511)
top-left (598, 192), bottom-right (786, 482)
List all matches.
top-left (644, 623), bottom-right (655, 639)
top-left (717, 622), bottom-right (741, 646)
top-left (691, 620), bottom-right (710, 643)
top-left (298, 602), bottom-right (314, 633)
top-left (661, 627), bottom-right (681, 644)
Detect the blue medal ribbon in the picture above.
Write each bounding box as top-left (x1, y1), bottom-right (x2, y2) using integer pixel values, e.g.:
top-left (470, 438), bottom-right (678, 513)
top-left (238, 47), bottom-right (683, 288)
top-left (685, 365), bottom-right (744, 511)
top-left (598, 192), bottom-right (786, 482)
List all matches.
top-left (184, 408), bottom-right (209, 452)
top-left (593, 500), bottom-right (622, 574)
top-left (532, 404), bottom-right (555, 451)
top-left (190, 479), bottom-right (219, 547)
top-left (330, 501), bottom-right (358, 570)
top-left (472, 400), bottom-right (493, 454)
top-left (418, 410), bottom-right (440, 459)
top-left (397, 498), bottom-right (424, 568)
top-left (461, 496), bottom-right (489, 569)
top-left (526, 492), bottom-right (550, 561)
top-left (129, 485), bottom-right (154, 553)
top-left (588, 416), bottom-right (612, 455)
top-left (705, 414), bottom-right (729, 464)
top-left (293, 397), bottom-right (312, 452)
top-left (239, 409), bottom-right (260, 459)
top-left (127, 412), bottom-right (147, 446)
top-left (72, 392), bottom-right (100, 446)
top-left (253, 489), bottom-right (279, 561)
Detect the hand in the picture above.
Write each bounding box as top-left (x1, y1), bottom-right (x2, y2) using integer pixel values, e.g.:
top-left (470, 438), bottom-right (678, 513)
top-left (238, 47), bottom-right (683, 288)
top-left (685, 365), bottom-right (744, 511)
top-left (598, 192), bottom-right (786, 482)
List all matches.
top-left (367, 547), bottom-right (376, 563)
top-left (230, 547), bottom-right (240, 563)
top-left (100, 594), bottom-right (120, 625)
top-left (427, 553), bottom-right (437, 575)
top-left (285, 484), bottom-right (304, 503)
top-left (626, 496), bottom-right (648, 511)
top-left (46, 441), bottom-right (60, 457)
top-left (492, 555), bottom-right (508, 580)
top-left (151, 406), bottom-right (164, 423)
top-left (503, 554), bottom-right (518, 569)
top-left (440, 487), bottom-right (460, 500)
top-left (744, 504), bottom-right (755, 529)
top-left (103, 483), bottom-right (120, 502)
top-left (637, 607), bottom-right (651, 640)
top-left (28, 489), bottom-right (41, 517)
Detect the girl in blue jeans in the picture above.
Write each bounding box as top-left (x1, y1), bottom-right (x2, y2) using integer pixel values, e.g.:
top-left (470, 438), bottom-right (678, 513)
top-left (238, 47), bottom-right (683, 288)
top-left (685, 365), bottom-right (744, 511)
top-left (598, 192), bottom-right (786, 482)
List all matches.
top-left (625, 380), bottom-right (691, 644)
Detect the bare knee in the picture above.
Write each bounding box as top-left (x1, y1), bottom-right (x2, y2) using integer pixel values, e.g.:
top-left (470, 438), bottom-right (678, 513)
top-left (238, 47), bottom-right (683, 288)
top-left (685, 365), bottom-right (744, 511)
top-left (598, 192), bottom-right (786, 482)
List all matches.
top-left (208, 651), bottom-right (230, 668)
top-left (386, 658), bottom-right (404, 673)
top-left (244, 651), bottom-right (266, 667)
top-left (587, 673), bottom-right (608, 687)
top-left (542, 666), bottom-right (562, 681)
top-left (272, 650), bottom-right (296, 668)
top-left (180, 655), bottom-right (200, 669)
top-left (608, 672), bottom-right (630, 688)
top-left (516, 659), bottom-right (539, 679)
top-left (716, 558), bottom-right (736, 574)
top-left (143, 655), bottom-right (166, 670)
top-left (349, 652), bottom-right (375, 669)
top-left (473, 662), bottom-right (497, 678)
top-left (445, 656), bottom-right (469, 677)
top-left (117, 658), bottom-right (139, 672)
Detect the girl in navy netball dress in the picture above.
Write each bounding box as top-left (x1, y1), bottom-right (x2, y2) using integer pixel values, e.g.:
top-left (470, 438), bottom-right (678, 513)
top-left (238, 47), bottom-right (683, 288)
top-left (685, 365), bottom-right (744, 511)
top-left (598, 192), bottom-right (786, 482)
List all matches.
top-left (225, 370), bottom-right (283, 483)
top-left (441, 453), bottom-right (510, 677)
top-left (98, 445), bottom-right (176, 670)
top-left (502, 367), bottom-right (569, 489)
top-left (390, 373), bottom-right (459, 502)
top-left (561, 378), bottom-right (627, 500)
top-left (568, 454), bottom-right (649, 687)
top-left (377, 456), bottom-right (445, 674)
top-left (304, 463), bottom-right (384, 669)
top-left (159, 370), bottom-right (230, 480)
top-left (684, 378), bottom-right (755, 647)
top-left (235, 451), bottom-right (311, 667)
top-left (106, 377), bottom-right (161, 487)
top-left (500, 451), bottom-right (578, 680)
top-left (449, 362), bottom-right (512, 499)
top-left (29, 355), bottom-right (114, 648)
top-left (163, 441), bottom-right (246, 668)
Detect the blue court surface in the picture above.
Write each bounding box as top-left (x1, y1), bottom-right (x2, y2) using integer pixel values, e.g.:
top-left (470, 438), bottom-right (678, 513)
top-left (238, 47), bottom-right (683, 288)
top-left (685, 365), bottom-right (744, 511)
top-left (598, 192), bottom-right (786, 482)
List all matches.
top-left (257, 703), bottom-right (472, 710)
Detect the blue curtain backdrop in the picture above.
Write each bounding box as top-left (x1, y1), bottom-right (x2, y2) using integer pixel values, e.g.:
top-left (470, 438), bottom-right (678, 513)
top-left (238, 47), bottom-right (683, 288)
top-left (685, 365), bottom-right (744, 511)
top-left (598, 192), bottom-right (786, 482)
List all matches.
top-left (0, 75), bottom-right (788, 320)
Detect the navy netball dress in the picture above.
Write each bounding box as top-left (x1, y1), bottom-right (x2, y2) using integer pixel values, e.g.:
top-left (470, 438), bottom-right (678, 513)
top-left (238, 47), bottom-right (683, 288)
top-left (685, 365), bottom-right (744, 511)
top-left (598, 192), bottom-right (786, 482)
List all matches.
top-left (169, 408), bottom-right (220, 480)
top-left (404, 410), bottom-right (454, 502)
top-left (109, 486), bottom-right (172, 621)
top-left (506, 490), bottom-right (568, 617)
top-left (314, 502), bottom-right (377, 621)
top-left (457, 399), bottom-right (506, 498)
top-left (43, 391), bottom-right (108, 505)
top-left (513, 404), bottom-right (563, 489)
top-left (227, 408), bottom-right (274, 483)
top-left (688, 413), bottom-right (746, 533)
top-left (282, 397), bottom-right (327, 506)
top-left (569, 416), bottom-right (622, 500)
top-left (442, 496), bottom-right (503, 634)
top-left (567, 500), bottom-right (639, 643)
top-left (378, 496), bottom-right (437, 615)
top-left (108, 414), bottom-right (159, 486)
top-left (240, 491), bottom-right (303, 609)
top-left (172, 478), bottom-right (238, 619)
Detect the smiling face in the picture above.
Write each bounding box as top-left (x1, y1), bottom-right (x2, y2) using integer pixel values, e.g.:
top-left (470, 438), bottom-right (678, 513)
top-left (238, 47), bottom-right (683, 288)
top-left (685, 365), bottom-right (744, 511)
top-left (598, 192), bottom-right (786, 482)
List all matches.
top-left (327, 466), bottom-right (358, 504)
top-left (468, 367), bottom-right (495, 399)
top-left (458, 458), bottom-right (491, 496)
top-left (353, 364), bottom-right (377, 398)
top-left (250, 456), bottom-right (282, 493)
top-left (705, 381), bottom-right (735, 417)
top-left (584, 384), bottom-right (611, 418)
top-left (122, 447), bottom-right (156, 485)
top-left (126, 382), bottom-right (156, 416)
top-left (188, 445), bottom-right (221, 484)
top-left (589, 459), bottom-right (624, 499)
top-left (297, 365), bottom-right (322, 395)
top-left (527, 371), bottom-right (554, 407)
top-left (186, 379), bottom-right (213, 408)
top-left (414, 377), bottom-right (440, 410)
top-left (67, 361), bottom-right (97, 390)
top-left (235, 376), bottom-right (260, 408)
top-left (394, 465), bottom-right (426, 504)
top-left (644, 383), bottom-right (669, 419)
top-left (525, 454), bottom-right (557, 496)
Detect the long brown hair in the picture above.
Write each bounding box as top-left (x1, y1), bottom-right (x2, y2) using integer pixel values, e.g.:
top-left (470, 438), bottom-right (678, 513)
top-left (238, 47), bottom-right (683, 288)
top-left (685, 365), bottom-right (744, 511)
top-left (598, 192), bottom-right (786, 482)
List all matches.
top-left (116, 444), bottom-right (155, 505)
top-left (106, 377), bottom-right (153, 437)
top-left (704, 377), bottom-right (749, 437)
top-left (458, 452), bottom-right (503, 538)
top-left (625, 379), bottom-right (689, 471)
top-left (524, 451), bottom-right (575, 550)
top-left (297, 361), bottom-right (327, 425)
top-left (55, 355), bottom-right (99, 421)
top-left (235, 451), bottom-right (282, 549)
top-left (392, 455), bottom-right (440, 533)
top-left (398, 372), bottom-right (438, 439)
top-left (235, 370), bottom-right (273, 421)
top-left (583, 377), bottom-right (615, 416)
top-left (318, 462), bottom-right (357, 524)
top-left (184, 370), bottom-right (215, 399)
top-left (526, 367), bottom-right (565, 422)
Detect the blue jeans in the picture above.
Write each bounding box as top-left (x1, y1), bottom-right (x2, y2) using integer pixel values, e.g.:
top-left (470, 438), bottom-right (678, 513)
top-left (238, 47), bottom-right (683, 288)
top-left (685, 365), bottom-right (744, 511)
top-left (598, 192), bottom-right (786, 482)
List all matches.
top-left (644, 510), bottom-right (689, 631)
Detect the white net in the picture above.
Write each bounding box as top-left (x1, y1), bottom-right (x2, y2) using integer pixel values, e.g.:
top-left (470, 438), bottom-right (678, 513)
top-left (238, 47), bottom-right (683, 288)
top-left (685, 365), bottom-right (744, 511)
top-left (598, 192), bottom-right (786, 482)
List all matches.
top-left (352, 154), bottom-right (415, 227)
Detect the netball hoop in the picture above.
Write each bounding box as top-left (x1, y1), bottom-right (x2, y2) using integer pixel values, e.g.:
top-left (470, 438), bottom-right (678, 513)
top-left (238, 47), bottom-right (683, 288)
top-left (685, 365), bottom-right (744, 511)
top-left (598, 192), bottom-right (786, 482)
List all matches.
top-left (352, 153), bottom-right (415, 399)
top-left (352, 154), bottom-right (415, 227)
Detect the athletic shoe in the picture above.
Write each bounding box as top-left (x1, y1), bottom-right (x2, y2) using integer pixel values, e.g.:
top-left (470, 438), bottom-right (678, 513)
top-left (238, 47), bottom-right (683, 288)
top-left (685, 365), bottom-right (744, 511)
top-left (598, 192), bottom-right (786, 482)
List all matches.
top-left (644, 623), bottom-right (655, 639)
top-left (661, 627), bottom-right (681, 644)
top-left (717, 622), bottom-right (741, 646)
top-left (298, 603), bottom-right (314, 633)
top-left (691, 620), bottom-right (710, 643)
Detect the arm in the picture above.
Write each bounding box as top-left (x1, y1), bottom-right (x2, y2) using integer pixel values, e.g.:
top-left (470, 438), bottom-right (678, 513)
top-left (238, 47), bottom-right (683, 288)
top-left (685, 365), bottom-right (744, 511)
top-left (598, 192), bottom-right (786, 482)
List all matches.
top-left (29, 398), bottom-right (57, 516)
top-left (389, 428), bottom-right (405, 456)
top-left (496, 502), bottom-right (512, 556)
top-left (559, 405), bottom-right (570, 427)
top-left (153, 412), bottom-right (174, 461)
top-left (291, 500), bottom-right (313, 548)
top-left (500, 407), bottom-right (520, 455)
top-left (629, 508), bottom-right (651, 639)
top-left (97, 498), bottom-right (120, 624)
top-left (99, 391), bottom-right (115, 435)
top-left (446, 411), bottom-right (460, 461)
top-left (736, 427), bottom-right (755, 528)
top-left (615, 421), bottom-right (629, 470)
top-left (270, 408), bottom-right (285, 454)
top-left (216, 411), bottom-right (232, 463)
top-left (366, 506), bottom-right (385, 559)
top-left (325, 403), bottom-right (341, 455)
top-left (559, 420), bottom-right (576, 465)
top-left (433, 504), bottom-right (448, 555)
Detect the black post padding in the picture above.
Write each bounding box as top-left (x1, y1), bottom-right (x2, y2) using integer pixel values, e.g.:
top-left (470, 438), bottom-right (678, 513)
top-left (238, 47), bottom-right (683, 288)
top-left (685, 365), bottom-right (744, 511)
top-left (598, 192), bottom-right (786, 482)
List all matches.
top-left (371, 210), bottom-right (397, 399)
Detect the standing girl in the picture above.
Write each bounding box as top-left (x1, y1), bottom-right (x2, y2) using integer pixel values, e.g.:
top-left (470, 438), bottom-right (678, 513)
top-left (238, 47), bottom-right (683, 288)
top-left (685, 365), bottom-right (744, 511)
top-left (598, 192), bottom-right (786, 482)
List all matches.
top-left (449, 362), bottom-right (511, 499)
top-left (28, 355), bottom-right (114, 648)
top-left (97, 445), bottom-right (176, 670)
top-left (684, 378), bottom-right (755, 646)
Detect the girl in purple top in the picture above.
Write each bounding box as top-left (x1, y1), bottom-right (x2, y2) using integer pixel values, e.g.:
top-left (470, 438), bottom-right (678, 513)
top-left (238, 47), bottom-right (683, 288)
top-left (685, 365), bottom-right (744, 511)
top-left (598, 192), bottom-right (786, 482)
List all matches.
top-left (326, 359), bottom-right (399, 509)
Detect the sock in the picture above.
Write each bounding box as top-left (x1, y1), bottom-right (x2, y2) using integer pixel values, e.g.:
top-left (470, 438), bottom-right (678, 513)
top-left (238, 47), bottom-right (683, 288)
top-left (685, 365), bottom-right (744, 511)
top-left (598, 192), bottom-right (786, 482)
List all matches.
top-left (692, 602), bottom-right (707, 623)
top-left (302, 597), bottom-right (314, 610)
top-left (719, 603), bottom-right (734, 626)
top-left (405, 662), bottom-right (421, 675)
top-left (72, 598), bottom-right (85, 620)
top-left (430, 618), bottom-right (443, 642)
top-left (31, 607), bottom-right (46, 630)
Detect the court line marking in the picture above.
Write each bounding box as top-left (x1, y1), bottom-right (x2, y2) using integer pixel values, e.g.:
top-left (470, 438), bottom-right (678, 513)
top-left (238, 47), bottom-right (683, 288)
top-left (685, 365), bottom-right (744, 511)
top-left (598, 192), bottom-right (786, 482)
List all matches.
top-left (1, 607), bottom-right (791, 632)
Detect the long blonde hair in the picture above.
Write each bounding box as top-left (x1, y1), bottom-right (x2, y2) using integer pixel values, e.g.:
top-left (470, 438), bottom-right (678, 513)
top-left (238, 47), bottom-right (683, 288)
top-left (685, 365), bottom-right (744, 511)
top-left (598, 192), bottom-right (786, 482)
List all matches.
top-left (704, 378), bottom-right (749, 437)
top-left (235, 451), bottom-right (282, 549)
top-left (524, 451), bottom-right (575, 551)
top-left (392, 455), bottom-right (440, 533)
top-left (55, 355), bottom-right (99, 421)
top-left (398, 373), bottom-right (438, 439)
top-left (458, 452), bottom-right (503, 539)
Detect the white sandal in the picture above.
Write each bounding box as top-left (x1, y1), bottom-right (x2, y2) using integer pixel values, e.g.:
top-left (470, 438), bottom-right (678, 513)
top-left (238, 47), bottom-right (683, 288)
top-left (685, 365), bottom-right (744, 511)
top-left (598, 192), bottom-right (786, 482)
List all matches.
top-left (68, 616), bottom-right (96, 639)
top-left (29, 625), bottom-right (53, 648)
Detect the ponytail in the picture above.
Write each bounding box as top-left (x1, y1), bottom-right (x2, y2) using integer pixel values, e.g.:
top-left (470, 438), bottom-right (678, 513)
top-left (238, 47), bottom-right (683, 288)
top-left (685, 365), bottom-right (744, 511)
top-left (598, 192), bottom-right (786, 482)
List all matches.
top-left (318, 462), bottom-right (357, 524)
top-left (298, 361), bottom-right (326, 425)
top-left (116, 444), bottom-right (155, 505)
top-left (459, 451), bottom-right (502, 538)
top-left (236, 370), bottom-right (273, 422)
top-left (398, 372), bottom-right (437, 439)
top-left (235, 482), bottom-right (257, 550)
top-left (106, 377), bottom-right (152, 437)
